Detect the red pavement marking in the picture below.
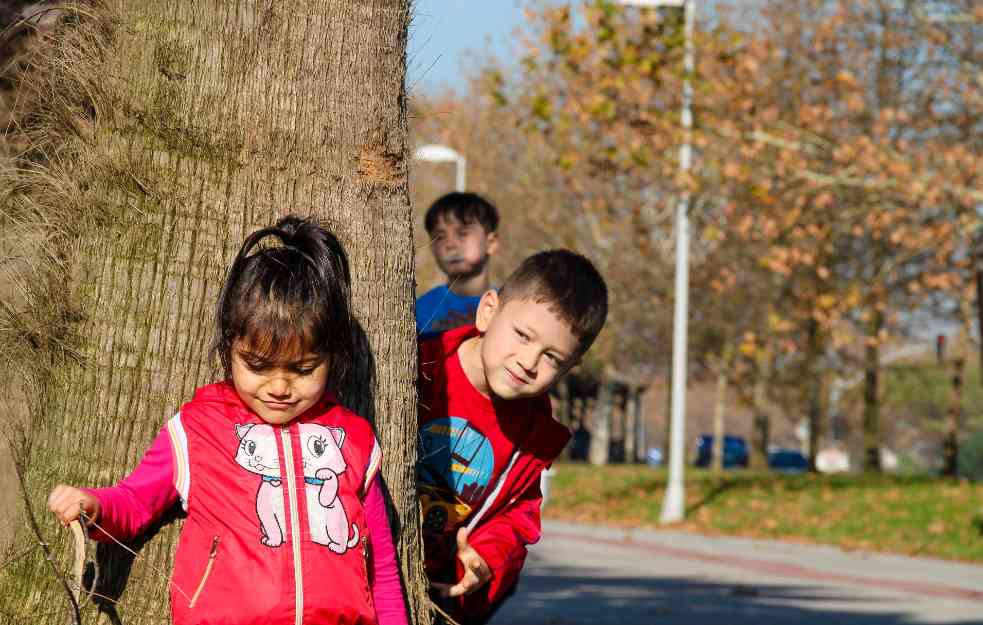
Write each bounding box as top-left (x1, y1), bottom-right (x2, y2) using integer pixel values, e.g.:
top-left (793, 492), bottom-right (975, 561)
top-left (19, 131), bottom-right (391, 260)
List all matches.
top-left (547, 531), bottom-right (983, 603)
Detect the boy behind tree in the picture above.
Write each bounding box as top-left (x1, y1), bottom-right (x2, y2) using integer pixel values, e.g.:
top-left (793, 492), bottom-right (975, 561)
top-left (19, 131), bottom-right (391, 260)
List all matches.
top-left (417, 250), bottom-right (608, 625)
top-left (416, 192), bottom-right (499, 337)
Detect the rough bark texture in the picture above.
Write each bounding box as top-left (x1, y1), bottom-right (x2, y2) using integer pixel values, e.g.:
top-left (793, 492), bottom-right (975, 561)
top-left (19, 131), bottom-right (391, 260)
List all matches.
top-left (0, 2), bottom-right (427, 624)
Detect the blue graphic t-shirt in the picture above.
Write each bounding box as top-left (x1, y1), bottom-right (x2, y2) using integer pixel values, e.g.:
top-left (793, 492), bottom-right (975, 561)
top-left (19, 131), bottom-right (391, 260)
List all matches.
top-left (415, 285), bottom-right (482, 337)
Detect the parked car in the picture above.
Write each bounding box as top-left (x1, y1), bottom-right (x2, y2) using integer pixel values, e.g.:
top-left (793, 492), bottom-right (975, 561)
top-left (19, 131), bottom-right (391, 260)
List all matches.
top-left (768, 448), bottom-right (809, 473)
top-left (693, 435), bottom-right (749, 469)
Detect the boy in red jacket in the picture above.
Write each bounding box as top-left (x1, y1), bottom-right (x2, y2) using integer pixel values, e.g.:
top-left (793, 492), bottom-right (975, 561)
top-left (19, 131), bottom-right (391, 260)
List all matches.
top-left (417, 249), bottom-right (608, 625)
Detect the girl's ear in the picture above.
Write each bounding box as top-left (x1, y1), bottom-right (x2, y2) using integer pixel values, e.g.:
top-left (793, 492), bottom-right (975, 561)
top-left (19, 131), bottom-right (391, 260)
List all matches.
top-left (474, 290), bottom-right (500, 333)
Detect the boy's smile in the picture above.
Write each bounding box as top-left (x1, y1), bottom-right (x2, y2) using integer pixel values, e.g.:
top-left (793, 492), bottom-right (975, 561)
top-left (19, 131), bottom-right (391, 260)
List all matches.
top-left (460, 291), bottom-right (580, 400)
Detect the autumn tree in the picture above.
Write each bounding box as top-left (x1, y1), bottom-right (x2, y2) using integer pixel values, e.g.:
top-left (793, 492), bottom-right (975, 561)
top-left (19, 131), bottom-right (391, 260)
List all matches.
top-left (0, 2), bottom-right (428, 624)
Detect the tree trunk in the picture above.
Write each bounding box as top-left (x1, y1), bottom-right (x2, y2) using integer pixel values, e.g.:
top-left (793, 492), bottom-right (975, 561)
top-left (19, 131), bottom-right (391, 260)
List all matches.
top-left (555, 377), bottom-right (572, 460)
top-left (710, 343), bottom-right (733, 473)
top-left (806, 318), bottom-right (825, 472)
top-left (750, 344), bottom-right (772, 470)
top-left (942, 356), bottom-right (964, 477)
top-left (634, 387), bottom-right (647, 463)
top-left (624, 387), bottom-right (638, 464)
top-left (0, 2), bottom-right (427, 624)
top-left (862, 307), bottom-right (883, 473)
top-left (589, 383), bottom-right (613, 466)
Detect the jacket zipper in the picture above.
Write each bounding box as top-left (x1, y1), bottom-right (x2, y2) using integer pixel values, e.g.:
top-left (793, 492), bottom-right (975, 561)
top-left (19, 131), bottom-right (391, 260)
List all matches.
top-left (362, 534), bottom-right (373, 605)
top-left (188, 535), bottom-right (220, 608)
top-left (281, 426), bottom-right (304, 625)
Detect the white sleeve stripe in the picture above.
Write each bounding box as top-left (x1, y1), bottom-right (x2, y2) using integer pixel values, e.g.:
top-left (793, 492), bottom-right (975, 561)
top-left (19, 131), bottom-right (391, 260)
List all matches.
top-left (363, 438), bottom-right (382, 495)
top-left (166, 412), bottom-right (190, 511)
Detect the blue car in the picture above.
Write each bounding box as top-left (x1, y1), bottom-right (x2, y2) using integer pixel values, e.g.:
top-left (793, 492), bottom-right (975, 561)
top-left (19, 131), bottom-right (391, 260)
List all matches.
top-left (768, 448), bottom-right (809, 473)
top-left (693, 435), bottom-right (748, 468)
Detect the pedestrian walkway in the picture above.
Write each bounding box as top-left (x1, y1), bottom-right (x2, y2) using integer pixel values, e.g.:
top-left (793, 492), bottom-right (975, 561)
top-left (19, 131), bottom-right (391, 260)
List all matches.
top-left (491, 520), bottom-right (983, 625)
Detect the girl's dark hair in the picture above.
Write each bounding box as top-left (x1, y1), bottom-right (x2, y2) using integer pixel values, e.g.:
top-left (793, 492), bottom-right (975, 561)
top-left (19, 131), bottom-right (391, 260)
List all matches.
top-left (215, 215), bottom-right (354, 395)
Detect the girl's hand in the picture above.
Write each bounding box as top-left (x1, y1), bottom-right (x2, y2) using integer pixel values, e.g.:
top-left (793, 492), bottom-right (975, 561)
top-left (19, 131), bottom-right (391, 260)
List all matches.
top-left (47, 485), bottom-right (100, 526)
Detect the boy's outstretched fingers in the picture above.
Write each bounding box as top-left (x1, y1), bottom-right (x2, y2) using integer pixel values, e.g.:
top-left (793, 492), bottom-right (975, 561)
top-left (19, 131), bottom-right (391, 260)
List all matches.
top-left (431, 527), bottom-right (492, 598)
top-left (47, 485), bottom-right (99, 527)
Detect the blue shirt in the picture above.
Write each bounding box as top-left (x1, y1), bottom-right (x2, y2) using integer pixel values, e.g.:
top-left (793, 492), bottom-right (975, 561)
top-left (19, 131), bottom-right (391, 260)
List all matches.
top-left (416, 285), bottom-right (482, 338)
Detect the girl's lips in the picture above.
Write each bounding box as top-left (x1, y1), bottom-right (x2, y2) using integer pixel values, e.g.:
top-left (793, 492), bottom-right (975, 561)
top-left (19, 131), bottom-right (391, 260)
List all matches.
top-left (263, 400), bottom-right (296, 411)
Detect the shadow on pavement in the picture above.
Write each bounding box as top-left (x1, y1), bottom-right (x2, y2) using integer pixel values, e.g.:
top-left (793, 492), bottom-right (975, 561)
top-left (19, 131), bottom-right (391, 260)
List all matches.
top-left (490, 566), bottom-right (983, 625)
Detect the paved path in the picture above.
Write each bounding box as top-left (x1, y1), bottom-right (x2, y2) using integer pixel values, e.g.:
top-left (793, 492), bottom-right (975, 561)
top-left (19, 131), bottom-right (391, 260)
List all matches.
top-left (490, 520), bottom-right (983, 625)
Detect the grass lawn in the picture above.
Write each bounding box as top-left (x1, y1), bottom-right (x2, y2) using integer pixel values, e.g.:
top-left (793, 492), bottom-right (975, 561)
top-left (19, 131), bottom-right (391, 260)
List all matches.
top-left (543, 462), bottom-right (983, 562)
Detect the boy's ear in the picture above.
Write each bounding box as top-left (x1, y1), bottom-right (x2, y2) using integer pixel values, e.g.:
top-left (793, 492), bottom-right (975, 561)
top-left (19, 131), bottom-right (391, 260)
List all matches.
top-left (474, 290), bottom-right (500, 332)
top-left (485, 231), bottom-right (499, 256)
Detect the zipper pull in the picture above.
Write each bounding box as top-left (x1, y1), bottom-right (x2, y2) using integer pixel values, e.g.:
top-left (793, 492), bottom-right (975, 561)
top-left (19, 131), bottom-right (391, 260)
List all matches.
top-left (209, 535), bottom-right (220, 557)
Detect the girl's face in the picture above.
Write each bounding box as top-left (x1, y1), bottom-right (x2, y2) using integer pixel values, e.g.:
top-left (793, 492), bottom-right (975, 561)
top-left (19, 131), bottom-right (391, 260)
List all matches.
top-left (230, 339), bottom-right (329, 425)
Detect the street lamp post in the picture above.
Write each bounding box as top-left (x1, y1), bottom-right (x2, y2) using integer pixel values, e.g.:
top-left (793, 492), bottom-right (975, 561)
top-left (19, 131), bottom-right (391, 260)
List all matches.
top-left (618, 0), bottom-right (694, 524)
top-left (413, 144), bottom-right (467, 192)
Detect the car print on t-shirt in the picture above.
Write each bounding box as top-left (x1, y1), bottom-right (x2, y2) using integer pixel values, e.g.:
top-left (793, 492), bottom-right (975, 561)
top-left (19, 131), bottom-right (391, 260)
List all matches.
top-left (417, 417), bottom-right (495, 538)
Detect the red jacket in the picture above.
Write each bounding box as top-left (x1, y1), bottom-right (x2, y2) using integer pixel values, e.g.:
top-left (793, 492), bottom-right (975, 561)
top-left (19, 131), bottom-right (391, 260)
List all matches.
top-left (418, 327), bottom-right (571, 623)
top-left (170, 382), bottom-right (380, 625)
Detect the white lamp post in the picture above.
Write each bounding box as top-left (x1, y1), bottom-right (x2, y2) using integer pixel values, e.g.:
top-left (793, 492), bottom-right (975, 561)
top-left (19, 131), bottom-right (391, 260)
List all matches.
top-left (413, 144), bottom-right (467, 192)
top-left (618, 0), bottom-right (694, 524)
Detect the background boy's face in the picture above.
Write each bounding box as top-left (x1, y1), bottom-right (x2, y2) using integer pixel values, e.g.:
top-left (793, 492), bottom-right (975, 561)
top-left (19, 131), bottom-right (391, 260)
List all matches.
top-left (475, 292), bottom-right (580, 400)
top-left (429, 213), bottom-right (498, 280)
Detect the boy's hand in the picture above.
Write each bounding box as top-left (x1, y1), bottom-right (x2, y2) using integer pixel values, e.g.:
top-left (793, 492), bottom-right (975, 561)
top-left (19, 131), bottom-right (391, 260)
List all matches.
top-left (47, 485), bottom-right (100, 527)
top-left (431, 527), bottom-right (492, 598)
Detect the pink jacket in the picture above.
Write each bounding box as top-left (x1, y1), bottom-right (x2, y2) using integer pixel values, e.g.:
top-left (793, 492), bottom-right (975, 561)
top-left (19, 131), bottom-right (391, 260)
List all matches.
top-left (88, 382), bottom-right (407, 625)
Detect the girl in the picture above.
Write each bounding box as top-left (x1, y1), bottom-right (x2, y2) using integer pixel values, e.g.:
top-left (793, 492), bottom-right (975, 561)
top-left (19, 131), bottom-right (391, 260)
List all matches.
top-left (48, 216), bottom-right (408, 625)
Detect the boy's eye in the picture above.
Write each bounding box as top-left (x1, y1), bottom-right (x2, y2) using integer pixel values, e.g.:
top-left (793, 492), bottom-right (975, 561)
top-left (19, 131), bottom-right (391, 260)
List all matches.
top-left (515, 329), bottom-right (529, 342)
top-left (546, 353), bottom-right (562, 367)
top-left (292, 366), bottom-right (317, 376)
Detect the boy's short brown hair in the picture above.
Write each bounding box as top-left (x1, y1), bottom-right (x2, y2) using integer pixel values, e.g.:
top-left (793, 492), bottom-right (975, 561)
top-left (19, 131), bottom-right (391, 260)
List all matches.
top-left (498, 250), bottom-right (607, 354)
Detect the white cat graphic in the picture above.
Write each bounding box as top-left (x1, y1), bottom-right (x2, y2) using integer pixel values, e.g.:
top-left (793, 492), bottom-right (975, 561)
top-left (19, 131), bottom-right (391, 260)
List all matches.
top-left (235, 423), bottom-right (359, 553)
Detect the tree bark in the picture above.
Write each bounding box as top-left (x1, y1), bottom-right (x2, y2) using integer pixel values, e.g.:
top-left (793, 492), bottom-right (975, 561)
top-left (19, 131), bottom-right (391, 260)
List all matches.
top-left (1, 2), bottom-right (427, 624)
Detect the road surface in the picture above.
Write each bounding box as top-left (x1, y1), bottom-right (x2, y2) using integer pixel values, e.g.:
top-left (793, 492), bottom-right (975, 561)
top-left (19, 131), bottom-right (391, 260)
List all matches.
top-left (491, 520), bottom-right (983, 625)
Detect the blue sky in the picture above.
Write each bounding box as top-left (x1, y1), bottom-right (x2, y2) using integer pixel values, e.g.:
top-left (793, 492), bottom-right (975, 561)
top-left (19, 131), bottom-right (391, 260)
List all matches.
top-left (408, 1), bottom-right (540, 95)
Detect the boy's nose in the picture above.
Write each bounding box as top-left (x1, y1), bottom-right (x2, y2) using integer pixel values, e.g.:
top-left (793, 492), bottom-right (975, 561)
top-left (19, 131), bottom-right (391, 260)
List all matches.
top-left (517, 350), bottom-right (538, 375)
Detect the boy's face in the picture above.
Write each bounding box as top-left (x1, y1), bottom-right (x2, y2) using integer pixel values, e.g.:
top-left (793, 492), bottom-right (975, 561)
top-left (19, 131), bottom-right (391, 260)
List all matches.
top-left (429, 213), bottom-right (498, 280)
top-left (474, 291), bottom-right (581, 400)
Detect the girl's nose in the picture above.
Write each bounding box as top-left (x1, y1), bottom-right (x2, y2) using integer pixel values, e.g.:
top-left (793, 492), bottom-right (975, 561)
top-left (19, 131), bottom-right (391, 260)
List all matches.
top-left (266, 376), bottom-right (290, 397)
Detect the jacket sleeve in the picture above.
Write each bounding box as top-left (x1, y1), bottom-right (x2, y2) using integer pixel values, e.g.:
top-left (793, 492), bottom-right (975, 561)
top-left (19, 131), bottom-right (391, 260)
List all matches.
top-left (458, 474), bottom-right (545, 614)
top-left (83, 427), bottom-right (179, 543)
